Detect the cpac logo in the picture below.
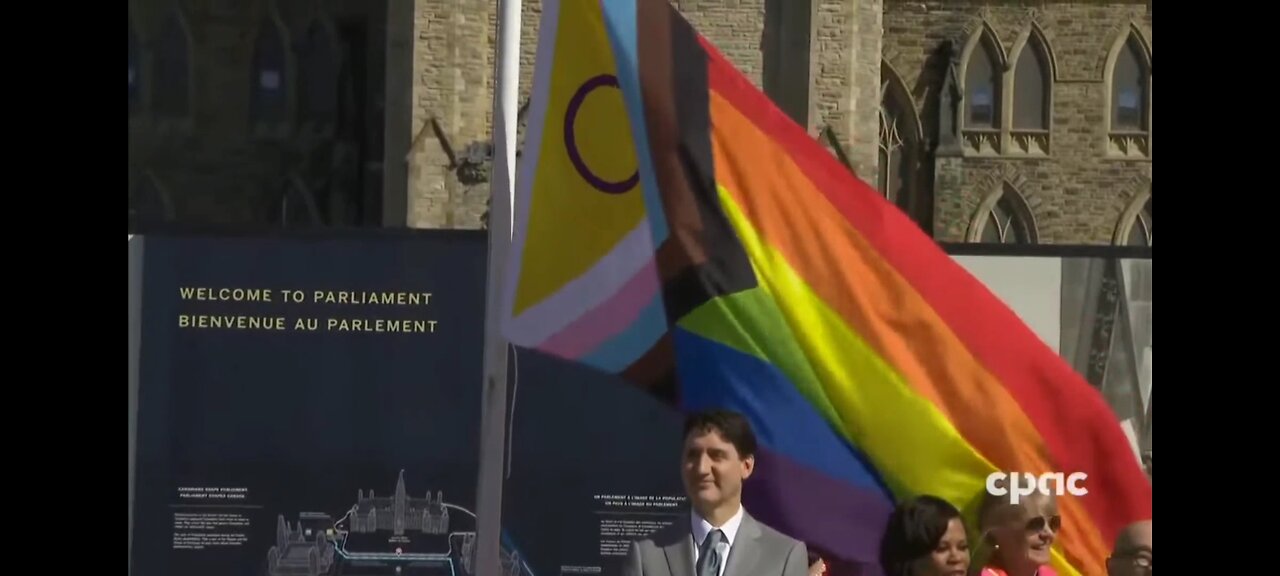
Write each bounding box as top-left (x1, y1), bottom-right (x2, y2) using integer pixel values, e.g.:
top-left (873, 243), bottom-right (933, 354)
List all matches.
top-left (986, 472), bottom-right (1088, 505)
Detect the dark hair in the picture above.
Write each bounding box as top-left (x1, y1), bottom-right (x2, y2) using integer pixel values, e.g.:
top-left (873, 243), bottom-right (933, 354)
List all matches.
top-left (879, 495), bottom-right (964, 576)
top-left (682, 409), bottom-right (757, 459)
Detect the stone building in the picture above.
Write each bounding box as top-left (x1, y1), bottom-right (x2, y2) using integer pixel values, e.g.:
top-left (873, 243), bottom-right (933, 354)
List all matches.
top-left (127, 0), bottom-right (1150, 246)
top-left (880, 1), bottom-right (1152, 245)
top-left (128, 0), bottom-right (395, 229)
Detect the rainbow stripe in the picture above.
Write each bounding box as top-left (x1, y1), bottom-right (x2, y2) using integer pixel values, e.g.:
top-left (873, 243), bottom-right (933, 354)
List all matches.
top-left (502, 1), bottom-right (1152, 574)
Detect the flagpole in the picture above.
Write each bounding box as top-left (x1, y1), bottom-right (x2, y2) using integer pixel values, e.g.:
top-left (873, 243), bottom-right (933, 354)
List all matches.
top-left (476, 0), bottom-right (521, 572)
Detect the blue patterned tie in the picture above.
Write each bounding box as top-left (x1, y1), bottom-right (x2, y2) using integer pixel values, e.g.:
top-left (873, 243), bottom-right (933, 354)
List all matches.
top-left (696, 529), bottom-right (724, 576)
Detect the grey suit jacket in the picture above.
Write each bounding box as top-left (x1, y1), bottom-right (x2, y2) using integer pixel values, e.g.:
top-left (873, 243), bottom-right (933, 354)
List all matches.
top-left (620, 511), bottom-right (808, 576)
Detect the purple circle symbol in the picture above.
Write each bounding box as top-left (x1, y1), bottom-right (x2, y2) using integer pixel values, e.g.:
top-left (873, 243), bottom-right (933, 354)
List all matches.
top-left (564, 74), bottom-right (639, 194)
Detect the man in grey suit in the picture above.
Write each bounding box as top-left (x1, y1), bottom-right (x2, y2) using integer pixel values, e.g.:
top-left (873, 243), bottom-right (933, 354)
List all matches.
top-left (622, 409), bottom-right (809, 576)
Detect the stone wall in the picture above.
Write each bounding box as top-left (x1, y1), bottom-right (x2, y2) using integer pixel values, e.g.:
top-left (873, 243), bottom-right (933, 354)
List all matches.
top-left (812, 0), bottom-right (882, 180)
top-left (408, 0), bottom-right (883, 230)
top-left (128, 0), bottom-right (392, 229)
top-left (129, 0), bottom-right (1151, 244)
top-left (407, 0), bottom-right (494, 229)
top-left (882, 0), bottom-right (1152, 244)
top-left (128, 0), bottom-right (885, 232)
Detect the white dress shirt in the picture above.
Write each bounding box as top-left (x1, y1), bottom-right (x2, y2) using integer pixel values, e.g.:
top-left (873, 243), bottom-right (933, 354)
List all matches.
top-left (691, 504), bottom-right (745, 576)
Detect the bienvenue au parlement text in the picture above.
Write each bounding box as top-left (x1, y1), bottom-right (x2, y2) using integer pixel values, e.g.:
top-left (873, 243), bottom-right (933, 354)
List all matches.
top-left (176, 287), bottom-right (438, 334)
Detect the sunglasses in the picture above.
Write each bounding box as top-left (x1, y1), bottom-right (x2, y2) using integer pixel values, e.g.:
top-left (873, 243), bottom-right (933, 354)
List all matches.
top-left (1109, 551), bottom-right (1151, 575)
top-left (1025, 515), bottom-right (1061, 533)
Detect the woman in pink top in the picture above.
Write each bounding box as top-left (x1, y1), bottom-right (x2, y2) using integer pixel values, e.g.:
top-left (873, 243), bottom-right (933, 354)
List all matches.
top-left (974, 485), bottom-right (1060, 576)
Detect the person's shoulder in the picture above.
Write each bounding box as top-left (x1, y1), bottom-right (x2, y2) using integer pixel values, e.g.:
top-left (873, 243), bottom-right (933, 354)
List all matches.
top-left (756, 521), bottom-right (800, 545)
top-left (749, 514), bottom-right (803, 549)
top-left (623, 524), bottom-right (686, 576)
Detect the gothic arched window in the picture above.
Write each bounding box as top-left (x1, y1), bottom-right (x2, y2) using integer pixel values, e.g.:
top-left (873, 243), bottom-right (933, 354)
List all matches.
top-left (153, 10), bottom-right (190, 118)
top-left (972, 185), bottom-right (1037, 244)
top-left (250, 19), bottom-right (289, 123)
top-left (1112, 35), bottom-right (1149, 132)
top-left (297, 20), bottom-right (338, 124)
top-left (878, 70), bottom-right (918, 212)
top-left (965, 33), bottom-right (1002, 129)
top-left (1012, 34), bottom-right (1050, 131)
top-left (981, 200), bottom-right (1029, 243)
top-left (1106, 29), bottom-right (1151, 157)
top-left (1126, 196), bottom-right (1152, 246)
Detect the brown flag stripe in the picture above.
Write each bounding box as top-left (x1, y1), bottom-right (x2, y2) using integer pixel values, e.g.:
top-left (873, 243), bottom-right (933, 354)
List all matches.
top-left (619, 0), bottom-right (758, 403)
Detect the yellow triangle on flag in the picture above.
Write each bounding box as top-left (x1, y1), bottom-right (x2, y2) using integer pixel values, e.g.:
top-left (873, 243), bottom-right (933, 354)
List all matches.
top-left (512, 0), bottom-right (648, 317)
